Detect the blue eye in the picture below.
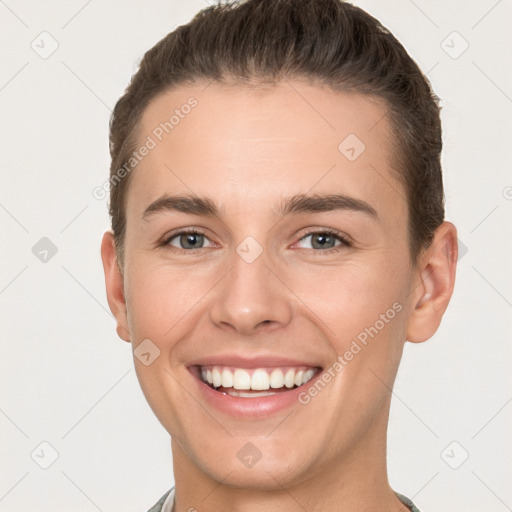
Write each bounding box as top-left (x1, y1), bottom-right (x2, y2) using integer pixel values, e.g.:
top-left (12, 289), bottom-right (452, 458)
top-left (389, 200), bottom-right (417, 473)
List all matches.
top-left (297, 230), bottom-right (351, 251)
top-left (164, 230), bottom-right (214, 250)
top-left (160, 228), bottom-right (351, 253)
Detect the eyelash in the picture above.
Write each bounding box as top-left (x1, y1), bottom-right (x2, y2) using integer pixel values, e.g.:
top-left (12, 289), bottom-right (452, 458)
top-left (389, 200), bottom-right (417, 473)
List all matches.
top-left (160, 228), bottom-right (352, 254)
top-left (298, 228), bottom-right (353, 253)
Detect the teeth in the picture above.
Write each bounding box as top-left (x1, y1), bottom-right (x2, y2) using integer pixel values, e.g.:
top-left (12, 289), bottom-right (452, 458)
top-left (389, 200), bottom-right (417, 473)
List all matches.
top-left (212, 368), bottom-right (222, 387)
top-left (233, 369), bottom-right (251, 390)
top-left (251, 369), bottom-right (270, 390)
top-left (221, 368), bottom-right (233, 387)
top-left (227, 389), bottom-right (277, 398)
top-left (270, 369), bottom-right (284, 388)
top-left (303, 369), bottom-right (315, 383)
top-left (284, 369), bottom-right (295, 388)
top-left (200, 365), bottom-right (317, 391)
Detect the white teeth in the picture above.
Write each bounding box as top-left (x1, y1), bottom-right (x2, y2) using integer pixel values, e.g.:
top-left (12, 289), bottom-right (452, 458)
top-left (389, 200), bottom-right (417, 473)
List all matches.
top-left (284, 369), bottom-right (296, 388)
top-left (200, 365), bottom-right (318, 391)
top-left (270, 369), bottom-right (284, 388)
top-left (221, 368), bottom-right (233, 387)
top-left (251, 369), bottom-right (270, 390)
top-left (212, 368), bottom-right (222, 387)
top-left (233, 369), bottom-right (251, 390)
top-left (303, 369), bottom-right (315, 384)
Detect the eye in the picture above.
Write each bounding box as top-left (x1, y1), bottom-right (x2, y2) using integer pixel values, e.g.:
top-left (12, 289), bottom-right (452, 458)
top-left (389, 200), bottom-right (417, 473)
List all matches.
top-left (160, 228), bottom-right (351, 253)
top-left (296, 230), bottom-right (351, 251)
top-left (163, 230), bottom-right (215, 250)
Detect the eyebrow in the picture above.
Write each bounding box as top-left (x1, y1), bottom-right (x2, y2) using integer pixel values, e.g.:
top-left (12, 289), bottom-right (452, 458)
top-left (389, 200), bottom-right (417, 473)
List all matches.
top-left (142, 193), bottom-right (378, 221)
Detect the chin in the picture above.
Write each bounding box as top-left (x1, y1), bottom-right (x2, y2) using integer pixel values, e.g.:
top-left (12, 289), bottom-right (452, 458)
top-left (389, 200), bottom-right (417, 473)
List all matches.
top-left (188, 437), bottom-right (313, 491)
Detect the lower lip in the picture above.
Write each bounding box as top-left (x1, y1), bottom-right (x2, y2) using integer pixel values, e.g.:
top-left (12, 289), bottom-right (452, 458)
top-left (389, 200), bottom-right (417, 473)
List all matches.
top-left (189, 369), bottom-right (321, 418)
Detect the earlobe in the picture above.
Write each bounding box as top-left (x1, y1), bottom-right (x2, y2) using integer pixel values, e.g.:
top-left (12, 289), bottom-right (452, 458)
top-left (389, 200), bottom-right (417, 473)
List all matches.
top-left (406, 222), bottom-right (458, 343)
top-left (100, 231), bottom-right (131, 343)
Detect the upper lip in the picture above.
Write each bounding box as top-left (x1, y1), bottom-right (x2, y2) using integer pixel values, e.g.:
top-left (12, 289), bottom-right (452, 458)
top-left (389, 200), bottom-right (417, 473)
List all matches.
top-left (187, 354), bottom-right (322, 369)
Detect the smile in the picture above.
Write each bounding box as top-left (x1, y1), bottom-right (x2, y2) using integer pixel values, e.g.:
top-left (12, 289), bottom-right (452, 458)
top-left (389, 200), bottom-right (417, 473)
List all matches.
top-left (195, 365), bottom-right (320, 398)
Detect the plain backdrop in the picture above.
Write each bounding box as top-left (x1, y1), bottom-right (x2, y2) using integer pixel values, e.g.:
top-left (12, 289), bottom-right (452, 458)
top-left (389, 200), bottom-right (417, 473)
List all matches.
top-left (1, 1), bottom-right (511, 511)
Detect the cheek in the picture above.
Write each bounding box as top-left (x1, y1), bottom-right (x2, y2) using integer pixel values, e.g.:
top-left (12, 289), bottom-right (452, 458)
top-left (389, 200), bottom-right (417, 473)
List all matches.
top-left (124, 260), bottom-right (212, 343)
top-left (288, 258), bottom-right (407, 342)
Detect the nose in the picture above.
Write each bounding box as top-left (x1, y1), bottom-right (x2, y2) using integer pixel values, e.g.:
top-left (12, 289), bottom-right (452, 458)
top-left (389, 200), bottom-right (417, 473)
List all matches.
top-left (209, 246), bottom-right (293, 335)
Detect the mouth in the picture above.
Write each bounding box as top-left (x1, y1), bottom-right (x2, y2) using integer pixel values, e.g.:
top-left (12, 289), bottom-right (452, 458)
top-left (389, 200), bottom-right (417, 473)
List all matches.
top-left (190, 364), bottom-right (322, 398)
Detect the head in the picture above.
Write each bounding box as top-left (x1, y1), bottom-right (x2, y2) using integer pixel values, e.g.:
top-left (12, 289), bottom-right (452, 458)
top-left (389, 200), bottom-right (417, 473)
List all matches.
top-left (102, 0), bottom-right (457, 495)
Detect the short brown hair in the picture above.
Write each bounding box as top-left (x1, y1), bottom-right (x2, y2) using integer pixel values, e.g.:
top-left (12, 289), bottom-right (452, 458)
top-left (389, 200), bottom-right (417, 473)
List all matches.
top-left (108, 0), bottom-right (444, 267)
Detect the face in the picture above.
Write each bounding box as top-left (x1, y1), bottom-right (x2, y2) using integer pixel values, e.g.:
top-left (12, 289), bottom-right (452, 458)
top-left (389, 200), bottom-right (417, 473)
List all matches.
top-left (104, 81), bottom-right (432, 489)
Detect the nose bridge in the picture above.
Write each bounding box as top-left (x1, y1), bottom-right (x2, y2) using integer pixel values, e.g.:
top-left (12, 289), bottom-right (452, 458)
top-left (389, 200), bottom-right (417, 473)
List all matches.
top-left (209, 238), bottom-right (292, 334)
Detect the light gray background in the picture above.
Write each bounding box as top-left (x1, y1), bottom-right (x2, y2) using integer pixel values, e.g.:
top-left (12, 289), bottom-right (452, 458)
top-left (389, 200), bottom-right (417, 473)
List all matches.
top-left (1, 1), bottom-right (511, 510)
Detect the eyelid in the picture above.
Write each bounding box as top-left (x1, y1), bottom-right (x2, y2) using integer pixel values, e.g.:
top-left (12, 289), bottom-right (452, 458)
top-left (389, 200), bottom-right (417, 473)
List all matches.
top-left (293, 228), bottom-right (352, 250)
top-left (161, 227), bottom-right (215, 250)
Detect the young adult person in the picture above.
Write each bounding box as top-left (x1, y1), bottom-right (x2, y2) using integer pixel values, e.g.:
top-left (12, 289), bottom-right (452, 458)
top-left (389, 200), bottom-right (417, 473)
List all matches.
top-left (101, 1), bottom-right (458, 510)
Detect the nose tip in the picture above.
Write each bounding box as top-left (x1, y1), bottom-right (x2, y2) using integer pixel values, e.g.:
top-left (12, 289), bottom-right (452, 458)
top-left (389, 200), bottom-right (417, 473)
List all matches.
top-left (215, 303), bottom-right (282, 336)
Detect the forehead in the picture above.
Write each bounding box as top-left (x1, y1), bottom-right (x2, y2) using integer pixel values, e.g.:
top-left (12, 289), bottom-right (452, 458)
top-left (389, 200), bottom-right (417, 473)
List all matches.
top-left (126, 80), bottom-right (406, 229)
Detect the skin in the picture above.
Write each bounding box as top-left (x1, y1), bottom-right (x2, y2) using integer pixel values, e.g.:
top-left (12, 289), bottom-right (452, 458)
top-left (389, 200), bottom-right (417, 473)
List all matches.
top-left (101, 80), bottom-right (457, 512)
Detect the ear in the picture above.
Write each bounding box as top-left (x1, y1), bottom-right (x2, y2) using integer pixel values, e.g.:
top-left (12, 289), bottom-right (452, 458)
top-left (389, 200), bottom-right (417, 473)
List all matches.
top-left (101, 230), bottom-right (131, 343)
top-left (406, 221), bottom-right (458, 343)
